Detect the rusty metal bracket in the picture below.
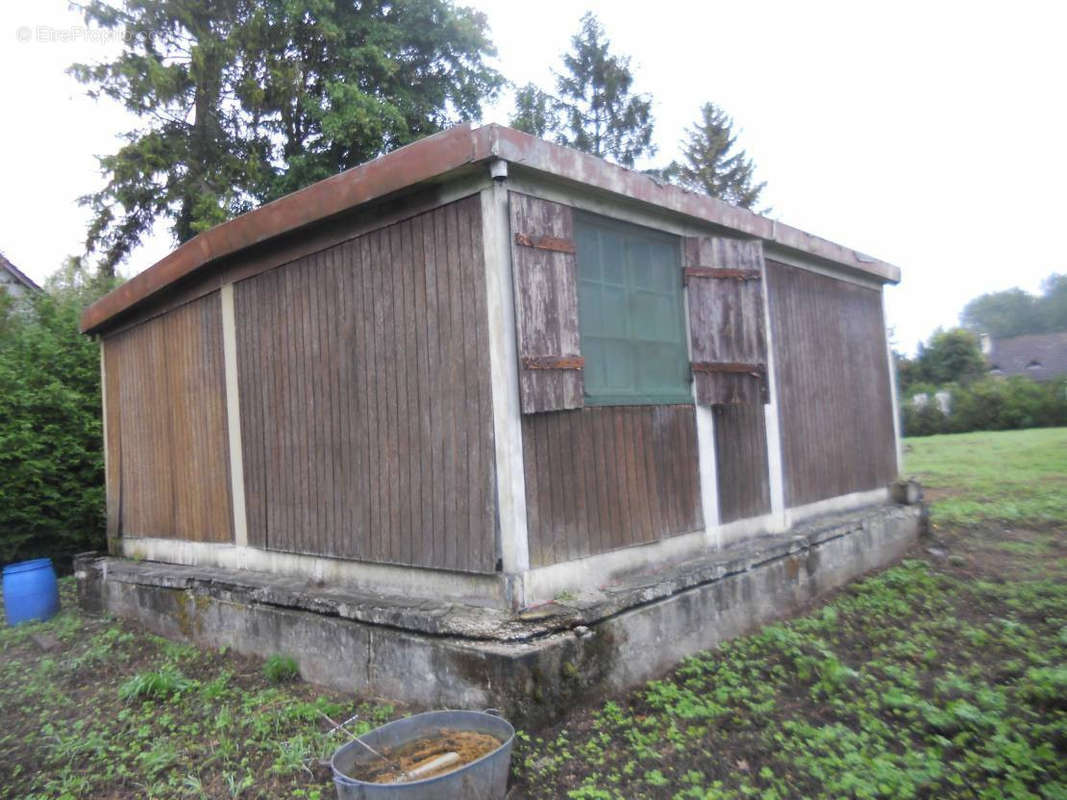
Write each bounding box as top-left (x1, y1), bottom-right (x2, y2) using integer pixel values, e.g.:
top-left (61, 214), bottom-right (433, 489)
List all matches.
top-left (691, 361), bottom-right (765, 376)
top-left (514, 233), bottom-right (577, 254)
top-left (521, 355), bottom-right (585, 371)
top-left (683, 267), bottom-right (762, 285)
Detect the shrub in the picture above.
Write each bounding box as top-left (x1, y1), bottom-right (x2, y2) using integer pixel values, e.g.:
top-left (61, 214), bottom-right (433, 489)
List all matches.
top-left (0, 283), bottom-right (109, 563)
top-left (902, 377), bottom-right (1067, 437)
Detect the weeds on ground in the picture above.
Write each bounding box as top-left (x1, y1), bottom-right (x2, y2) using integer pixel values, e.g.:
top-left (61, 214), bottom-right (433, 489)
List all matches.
top-left (0, 580), bottom-right (394, 799)
top-left (511, 429), bottom-right (1067, 798)
top-left (263, 654), bottom-right (300, 684)
top-left (512, 559), bottom-right (1067, 799)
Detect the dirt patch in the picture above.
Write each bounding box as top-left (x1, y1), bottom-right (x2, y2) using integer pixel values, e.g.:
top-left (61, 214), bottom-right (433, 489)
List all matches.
top-left (922, 486), bottom-right (961, 503)
top-left (348, 729), bottom-right (503, 784)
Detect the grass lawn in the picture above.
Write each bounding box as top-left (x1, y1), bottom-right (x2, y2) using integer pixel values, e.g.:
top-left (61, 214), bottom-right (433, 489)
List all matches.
top-left (904, 427), bottom-right (1067, 527)
top-left (2, 428), bottom-right (1066, 798)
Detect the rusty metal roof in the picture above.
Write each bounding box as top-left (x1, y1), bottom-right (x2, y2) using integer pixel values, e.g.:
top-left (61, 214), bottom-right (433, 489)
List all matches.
top-left (81, 123), bottom-right (901, 334)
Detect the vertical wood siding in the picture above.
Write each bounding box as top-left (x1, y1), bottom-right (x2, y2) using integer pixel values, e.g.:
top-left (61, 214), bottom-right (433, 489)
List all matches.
top-left (102, 294), bottom-right (233, 542)
top-left (521, 405), bottom-right (703, 567)
top-left (765, 260), bottom-right (897, 507)
top-left (714, 404), bottom-right (772, 523)
top-left (234, 195), bottom-right (497, 573)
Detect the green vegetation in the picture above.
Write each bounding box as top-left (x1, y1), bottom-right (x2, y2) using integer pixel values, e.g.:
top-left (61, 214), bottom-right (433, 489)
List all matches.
top-left (513, 561), bottom-right (1067, 798)
top-left (896, 300), bottom-right (1067, 439)
top-left (902, 376), bottom-right (1067, 438)
top-left (72, 0), bottom-right (502, 274)
top-left (3, 428), bottom-right (1064, 798)
top-left (905, 428), bottom-right (1067, 526)
top-left (510, 13), bottom-right (654, 168)
top-left (0, 582), bottom-right (392, 799)
top-left (665, 102), bottom-right (767, 210)
top-left (263, 655), bottom-right (300, 684)
top-left (0, 269), bottom-right (115, 563)
top-left (961, 274), bottom-right (1067, 338)
top-left (508, 429), bottom-right (1067, 798)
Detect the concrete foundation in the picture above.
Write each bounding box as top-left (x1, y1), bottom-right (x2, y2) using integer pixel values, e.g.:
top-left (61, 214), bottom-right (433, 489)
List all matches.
top-left (76, 503), bottom-right (922, 721)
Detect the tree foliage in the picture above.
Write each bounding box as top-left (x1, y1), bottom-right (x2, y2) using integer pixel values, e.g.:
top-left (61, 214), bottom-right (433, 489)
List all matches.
top-left (72, 0), bottom-right (502, 276)
top-left (896, 327), bottom-right (986, 393)
top-left (509, 12), bottom-right (654, 167)
top-left (0, 267), bottom-right (117, 563)
top-left (510, 82), bottom-right (555, 139)
top-left (669, 102), bottom-right (766, 209)
top-left (961, 273), bottom-right (1067, 337)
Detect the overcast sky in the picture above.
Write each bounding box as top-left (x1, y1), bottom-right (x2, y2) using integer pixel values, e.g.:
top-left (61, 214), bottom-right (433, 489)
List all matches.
top-left (2, 0), bottom-right (1064, 353)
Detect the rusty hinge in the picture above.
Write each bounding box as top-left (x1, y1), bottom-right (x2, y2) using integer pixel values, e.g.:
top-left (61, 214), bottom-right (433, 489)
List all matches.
top-left (522, 355), bottom-right (585, 371)
top-left (692, 361), bottom-right (769, 404)
top-left (514, 233), bottom-right (576, 254)
top-left (683, 267), bottom-right (762, 285)
top-left (691, 361), bottom-right (766, 377)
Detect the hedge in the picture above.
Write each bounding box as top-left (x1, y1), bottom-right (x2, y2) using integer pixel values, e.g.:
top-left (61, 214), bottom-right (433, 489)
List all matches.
top-left (902, 376), bottom-right (1067, 437)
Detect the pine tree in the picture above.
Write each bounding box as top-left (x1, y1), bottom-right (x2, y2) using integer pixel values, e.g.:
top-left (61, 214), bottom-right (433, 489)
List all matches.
top-left (509, 13), bottom-right (654, 168)
top-left (673, 103), bottom-right (766, 209)
top-left (71, 0), bottom-right (501, 276)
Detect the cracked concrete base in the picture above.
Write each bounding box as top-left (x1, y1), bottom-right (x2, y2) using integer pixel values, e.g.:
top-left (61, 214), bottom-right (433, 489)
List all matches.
top-left (76, 503), bottom-right (922, 721)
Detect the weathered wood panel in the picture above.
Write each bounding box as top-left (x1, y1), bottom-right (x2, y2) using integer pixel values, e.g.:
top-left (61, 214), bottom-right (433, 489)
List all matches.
top-left (714, 404), bottom-right (771, 523)
top-left (765, 260), bottom-right (897, 507)
top-left (234, 195), bottom-right (497, 572)
top-left (683, 237), bottom-right (768, 405)
top-left (102, 293), bottom-right (233, 543)
top-left (509, 193), bottom-right (584, 413)
top-left (521, 405), bottom-right (702, 567)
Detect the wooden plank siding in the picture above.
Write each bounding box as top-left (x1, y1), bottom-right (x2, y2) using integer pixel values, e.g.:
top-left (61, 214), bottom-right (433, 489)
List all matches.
top-left (683, 237), bottom-right (769, 406)
top-left (765, 260), bottom-right (897, 507)
top-left (233, 195), bottom-right (498, 573)
top-left (521, 405), bottom-right (703, 567)
top-left (101, 293), bottom-right (233, 543)
top-left (714, 404), bottom-right (772, 523)
top-left (509, 193), bottom-right (584, 413)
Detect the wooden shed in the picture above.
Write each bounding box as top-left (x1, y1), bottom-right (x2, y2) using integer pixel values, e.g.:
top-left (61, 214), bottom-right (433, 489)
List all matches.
top-left (81, 124), bottom-right (902, 611)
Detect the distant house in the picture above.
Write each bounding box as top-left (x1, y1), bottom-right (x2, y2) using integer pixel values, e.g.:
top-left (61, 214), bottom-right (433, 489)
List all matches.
top-left (983, 332), bottom-right (1067, 382)
top-left (0, 252), bottom-right (41, 299)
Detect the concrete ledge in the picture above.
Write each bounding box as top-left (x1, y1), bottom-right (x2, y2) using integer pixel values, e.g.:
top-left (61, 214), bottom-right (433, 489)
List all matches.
top-left (76, 503), bottom-right (922, 720)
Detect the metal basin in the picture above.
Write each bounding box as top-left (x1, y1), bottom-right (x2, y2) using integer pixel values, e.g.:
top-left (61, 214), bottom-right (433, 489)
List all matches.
top-left (331, 710), bottom-right (514, 800)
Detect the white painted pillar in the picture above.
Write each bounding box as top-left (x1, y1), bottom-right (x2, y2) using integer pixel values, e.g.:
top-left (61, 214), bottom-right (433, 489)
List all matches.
top-left (694, 406), bottom-right (721, 547)
top-left (883, 289), bottom-right (904, 476)
top-left (220, 283), bottom-right (249, 547)
top-left (683, 271), bottom-right (722, 548)
top-left (760, 264), bottom-right (788, 530)
top-left (480, 177), bottom-right (531, 582)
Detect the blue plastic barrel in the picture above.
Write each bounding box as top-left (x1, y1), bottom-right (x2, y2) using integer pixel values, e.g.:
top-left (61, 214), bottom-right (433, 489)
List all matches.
top-left (2, 558), bottom-right (60, 626)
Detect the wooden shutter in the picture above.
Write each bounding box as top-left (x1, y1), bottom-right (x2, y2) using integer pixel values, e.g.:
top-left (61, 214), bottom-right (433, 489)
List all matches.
top-left (684, 237), bottom-right (769, 406)
top-left (510, 193), bottom-right (584, 413)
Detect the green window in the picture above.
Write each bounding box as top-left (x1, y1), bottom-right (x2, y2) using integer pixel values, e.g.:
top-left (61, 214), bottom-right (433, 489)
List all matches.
top-left (575, 214), bottom-right (691, 405)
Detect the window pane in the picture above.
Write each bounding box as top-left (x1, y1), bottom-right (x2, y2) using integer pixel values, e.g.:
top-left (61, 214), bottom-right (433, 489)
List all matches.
top-left (576, 214), bottom-right (690, 405)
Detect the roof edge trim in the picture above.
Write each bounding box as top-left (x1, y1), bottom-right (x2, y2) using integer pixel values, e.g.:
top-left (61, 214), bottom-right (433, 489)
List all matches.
top-left (82, 123), bottom-right (900, 334)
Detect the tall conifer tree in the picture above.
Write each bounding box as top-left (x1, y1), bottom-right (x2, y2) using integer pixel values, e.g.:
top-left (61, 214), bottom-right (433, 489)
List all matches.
top-left (673, 103), bottom-right (766, 209)
top-left (509, 13), bottom-right (654, 168)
